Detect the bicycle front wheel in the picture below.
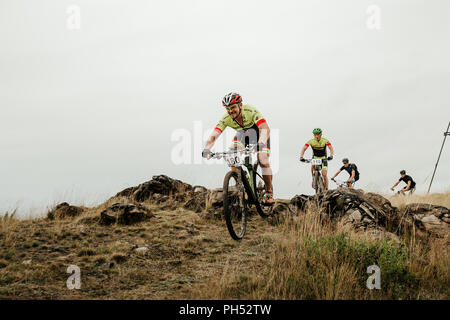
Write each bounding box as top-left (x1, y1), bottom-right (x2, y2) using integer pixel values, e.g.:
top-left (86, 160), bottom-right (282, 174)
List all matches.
top-left (223, 170), bottom-right (248, 240)
top-left (314, 171), bottom-right (324, 195)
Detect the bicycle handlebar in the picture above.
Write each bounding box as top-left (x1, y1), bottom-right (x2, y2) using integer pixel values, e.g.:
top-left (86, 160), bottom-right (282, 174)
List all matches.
top-left (301, 157), bottom-right (333, 164)
top-left (332, 178), bottom-right (347, 186)
top-left (210, 144), bottom-right (257, 159)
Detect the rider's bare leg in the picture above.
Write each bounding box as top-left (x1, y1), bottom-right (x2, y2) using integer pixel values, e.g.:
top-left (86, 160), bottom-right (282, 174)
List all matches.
top-left (311, 165), bottom-right (315, 188)
top-left (346, 181), bottom-right (352, 188)
top-left (257, 152), bottom-right (274, 203)
top-left (322, 169), bottom-right (328, 190)
top-left (258, 152), bottom-right (272, 190)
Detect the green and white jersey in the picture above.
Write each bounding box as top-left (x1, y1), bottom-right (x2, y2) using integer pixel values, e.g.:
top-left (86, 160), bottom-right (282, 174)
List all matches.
top-left (214, 104), bottom-right (266, 132)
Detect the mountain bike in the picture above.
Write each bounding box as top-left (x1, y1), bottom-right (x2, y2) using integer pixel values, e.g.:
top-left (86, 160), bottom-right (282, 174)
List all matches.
top-left (391, 187), bottom-right (415, 196)
top-left (331, 178), bottom-right (348, 189)
top-left (210, 144), bottom-right (273, 240)
top-left (302, 158), bottom-right (331, 195)
top-left (331, 178), bottom-right (356, 189)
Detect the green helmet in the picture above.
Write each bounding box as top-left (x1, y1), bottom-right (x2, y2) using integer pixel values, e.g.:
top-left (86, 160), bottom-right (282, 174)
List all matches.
top-left (313, 128), bottom-right (322, 134)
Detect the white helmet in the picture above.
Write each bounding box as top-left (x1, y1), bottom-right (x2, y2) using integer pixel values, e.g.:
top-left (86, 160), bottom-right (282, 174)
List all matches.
top-left (222, 92), bottom-right (242, 107)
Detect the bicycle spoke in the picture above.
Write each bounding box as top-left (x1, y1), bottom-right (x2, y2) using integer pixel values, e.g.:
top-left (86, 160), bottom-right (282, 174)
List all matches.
top-left (223, 171), bottom-right (247, 240)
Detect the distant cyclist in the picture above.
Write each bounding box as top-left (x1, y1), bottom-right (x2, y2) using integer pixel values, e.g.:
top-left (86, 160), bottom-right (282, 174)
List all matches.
top-left (331, 158), bottom-right (359, 188)
top-left (299, 128), bottom-right (334, 190)
top-left (391, 170), bottom-right (416, 195)
top-left (202, 92), bottom-right (274, 205)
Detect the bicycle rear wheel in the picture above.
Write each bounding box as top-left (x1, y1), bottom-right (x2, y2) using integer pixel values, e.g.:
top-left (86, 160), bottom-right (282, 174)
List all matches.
top-left (223, 170), bottom-right (248, 240)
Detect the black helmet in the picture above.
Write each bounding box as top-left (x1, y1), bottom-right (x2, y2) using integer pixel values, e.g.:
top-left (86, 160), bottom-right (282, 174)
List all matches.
top-left (400, 170), bottom-right (406, 175)
top-left (342, 158), bottom-right (349, 164)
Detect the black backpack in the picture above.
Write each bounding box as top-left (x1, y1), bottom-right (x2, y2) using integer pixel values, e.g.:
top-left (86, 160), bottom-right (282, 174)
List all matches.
top-left (351, 164), bottom-right (360, 180)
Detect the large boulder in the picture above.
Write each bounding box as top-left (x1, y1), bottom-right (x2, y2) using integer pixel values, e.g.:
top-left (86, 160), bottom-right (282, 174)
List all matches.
top-left (268, 199), bottom-right (297, 225)
top-left (179, 188), bottom-right (224, 216)
top-left (183, 191), bottom-right (209, 213)
top-left (403, 203), bottom-right (450, 237)
top-left (115, 175), bottom-right (193, 202)
top-left (47, 202), bottom-right (85, 220)
top-left (290, 195), bottom-right (310, 211)
top-left (115, 175), bottom-right (226, 217)
top-left (99, 203), bottom-right (153, 225)
top-left (311, 188), bottom-right (391, 229)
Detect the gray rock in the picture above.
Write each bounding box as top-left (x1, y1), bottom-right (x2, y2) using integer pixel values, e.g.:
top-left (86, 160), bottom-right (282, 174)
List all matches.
top-left (193, 186), bottom-right (208, 193)
top-left (115, 175), bottom-right (193, 202)
top-left (47, 202), bottom-right (85, 220)
top-left (134, 247), bottom-right (149, 254)
top-left (347, 209), bottom-right (362, 223)
top-left (99, 203), bottom-right (153, 225)
top-left (403, 203), bottom-right (450, 237)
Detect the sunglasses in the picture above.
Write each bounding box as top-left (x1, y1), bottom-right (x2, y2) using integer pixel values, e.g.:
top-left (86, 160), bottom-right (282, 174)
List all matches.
top-left (224, 104), bottom-right (239, 111)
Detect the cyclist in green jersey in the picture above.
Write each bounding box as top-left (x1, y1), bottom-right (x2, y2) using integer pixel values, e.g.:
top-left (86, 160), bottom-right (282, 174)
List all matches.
top-left (299, 128), bottom-right (334, 190)
top-left (202, 92), bottom-right (274, 205)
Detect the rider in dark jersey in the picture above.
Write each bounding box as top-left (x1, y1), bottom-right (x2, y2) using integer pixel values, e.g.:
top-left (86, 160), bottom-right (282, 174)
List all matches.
top-left (331, 158), bottom-right (359, 188)
top-left (391, 170), bottom-right (416, 195)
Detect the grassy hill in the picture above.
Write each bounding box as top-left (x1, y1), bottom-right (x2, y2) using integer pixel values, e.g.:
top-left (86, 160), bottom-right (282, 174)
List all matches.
top-left (0, 187), bottom-right (448, 300)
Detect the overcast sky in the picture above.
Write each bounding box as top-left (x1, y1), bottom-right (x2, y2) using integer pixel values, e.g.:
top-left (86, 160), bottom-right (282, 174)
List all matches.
top-left (1, 0), bottom-right (449, 217)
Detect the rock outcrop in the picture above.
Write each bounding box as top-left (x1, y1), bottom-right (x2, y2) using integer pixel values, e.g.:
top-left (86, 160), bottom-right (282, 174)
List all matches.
top-left (289, 189), bottom-right (450, 238)
top-left (99, 203), bottom-right (153, 225)
top-left (115, 175), bottom-right (224, 217)
top-left (403, 203), bottom-right (450, 237)
top-left (47, 202), bottom-right (85, 220)
top-left (113, 175), bottom-right (449, 238)
top-left (290, 189), bottom-right (390, 229)
top-left (116, 175), bottom-right (193, 202)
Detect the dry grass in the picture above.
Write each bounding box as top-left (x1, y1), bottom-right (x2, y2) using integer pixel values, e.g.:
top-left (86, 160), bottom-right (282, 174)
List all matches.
top-left (0, 192), bottom-right (448, 300)
top-left (0, 210), bottom-right (19, 246)
top-left (388, 191), bottom-right (450, 209)
top-left (0, 201), bottom-right (279, 299)
top-left (197, 201), bottom-right (449, 300)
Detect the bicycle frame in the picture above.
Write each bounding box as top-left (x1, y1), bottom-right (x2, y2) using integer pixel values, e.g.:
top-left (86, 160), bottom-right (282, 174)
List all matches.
top-left (211, 146), bottom-right (263, 205)
top-left (240, 156), bottom-right (264, 204)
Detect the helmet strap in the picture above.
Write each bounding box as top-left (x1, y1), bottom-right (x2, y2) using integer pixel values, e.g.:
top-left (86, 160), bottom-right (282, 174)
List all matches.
top-left (232, 105), bottom-right (245, 129)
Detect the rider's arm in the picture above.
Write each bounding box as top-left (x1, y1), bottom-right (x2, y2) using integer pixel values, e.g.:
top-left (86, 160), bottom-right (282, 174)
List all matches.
top-left (299, 144), bottom-right (309, 158)
top-left (404, 180), bottom-right (411, 191)
top-left (350, 169), bottom-right (356, 181)
top-left (327, 142), bottom-right (334, 157)
top-left (205, 128), bottom-right (222, 150)
top-left (257, 121), bottom-right (270, 145)
top-left (331, 170), bottom-right (341, 179)
top-left (391, 181), bottom-right (400, 190)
